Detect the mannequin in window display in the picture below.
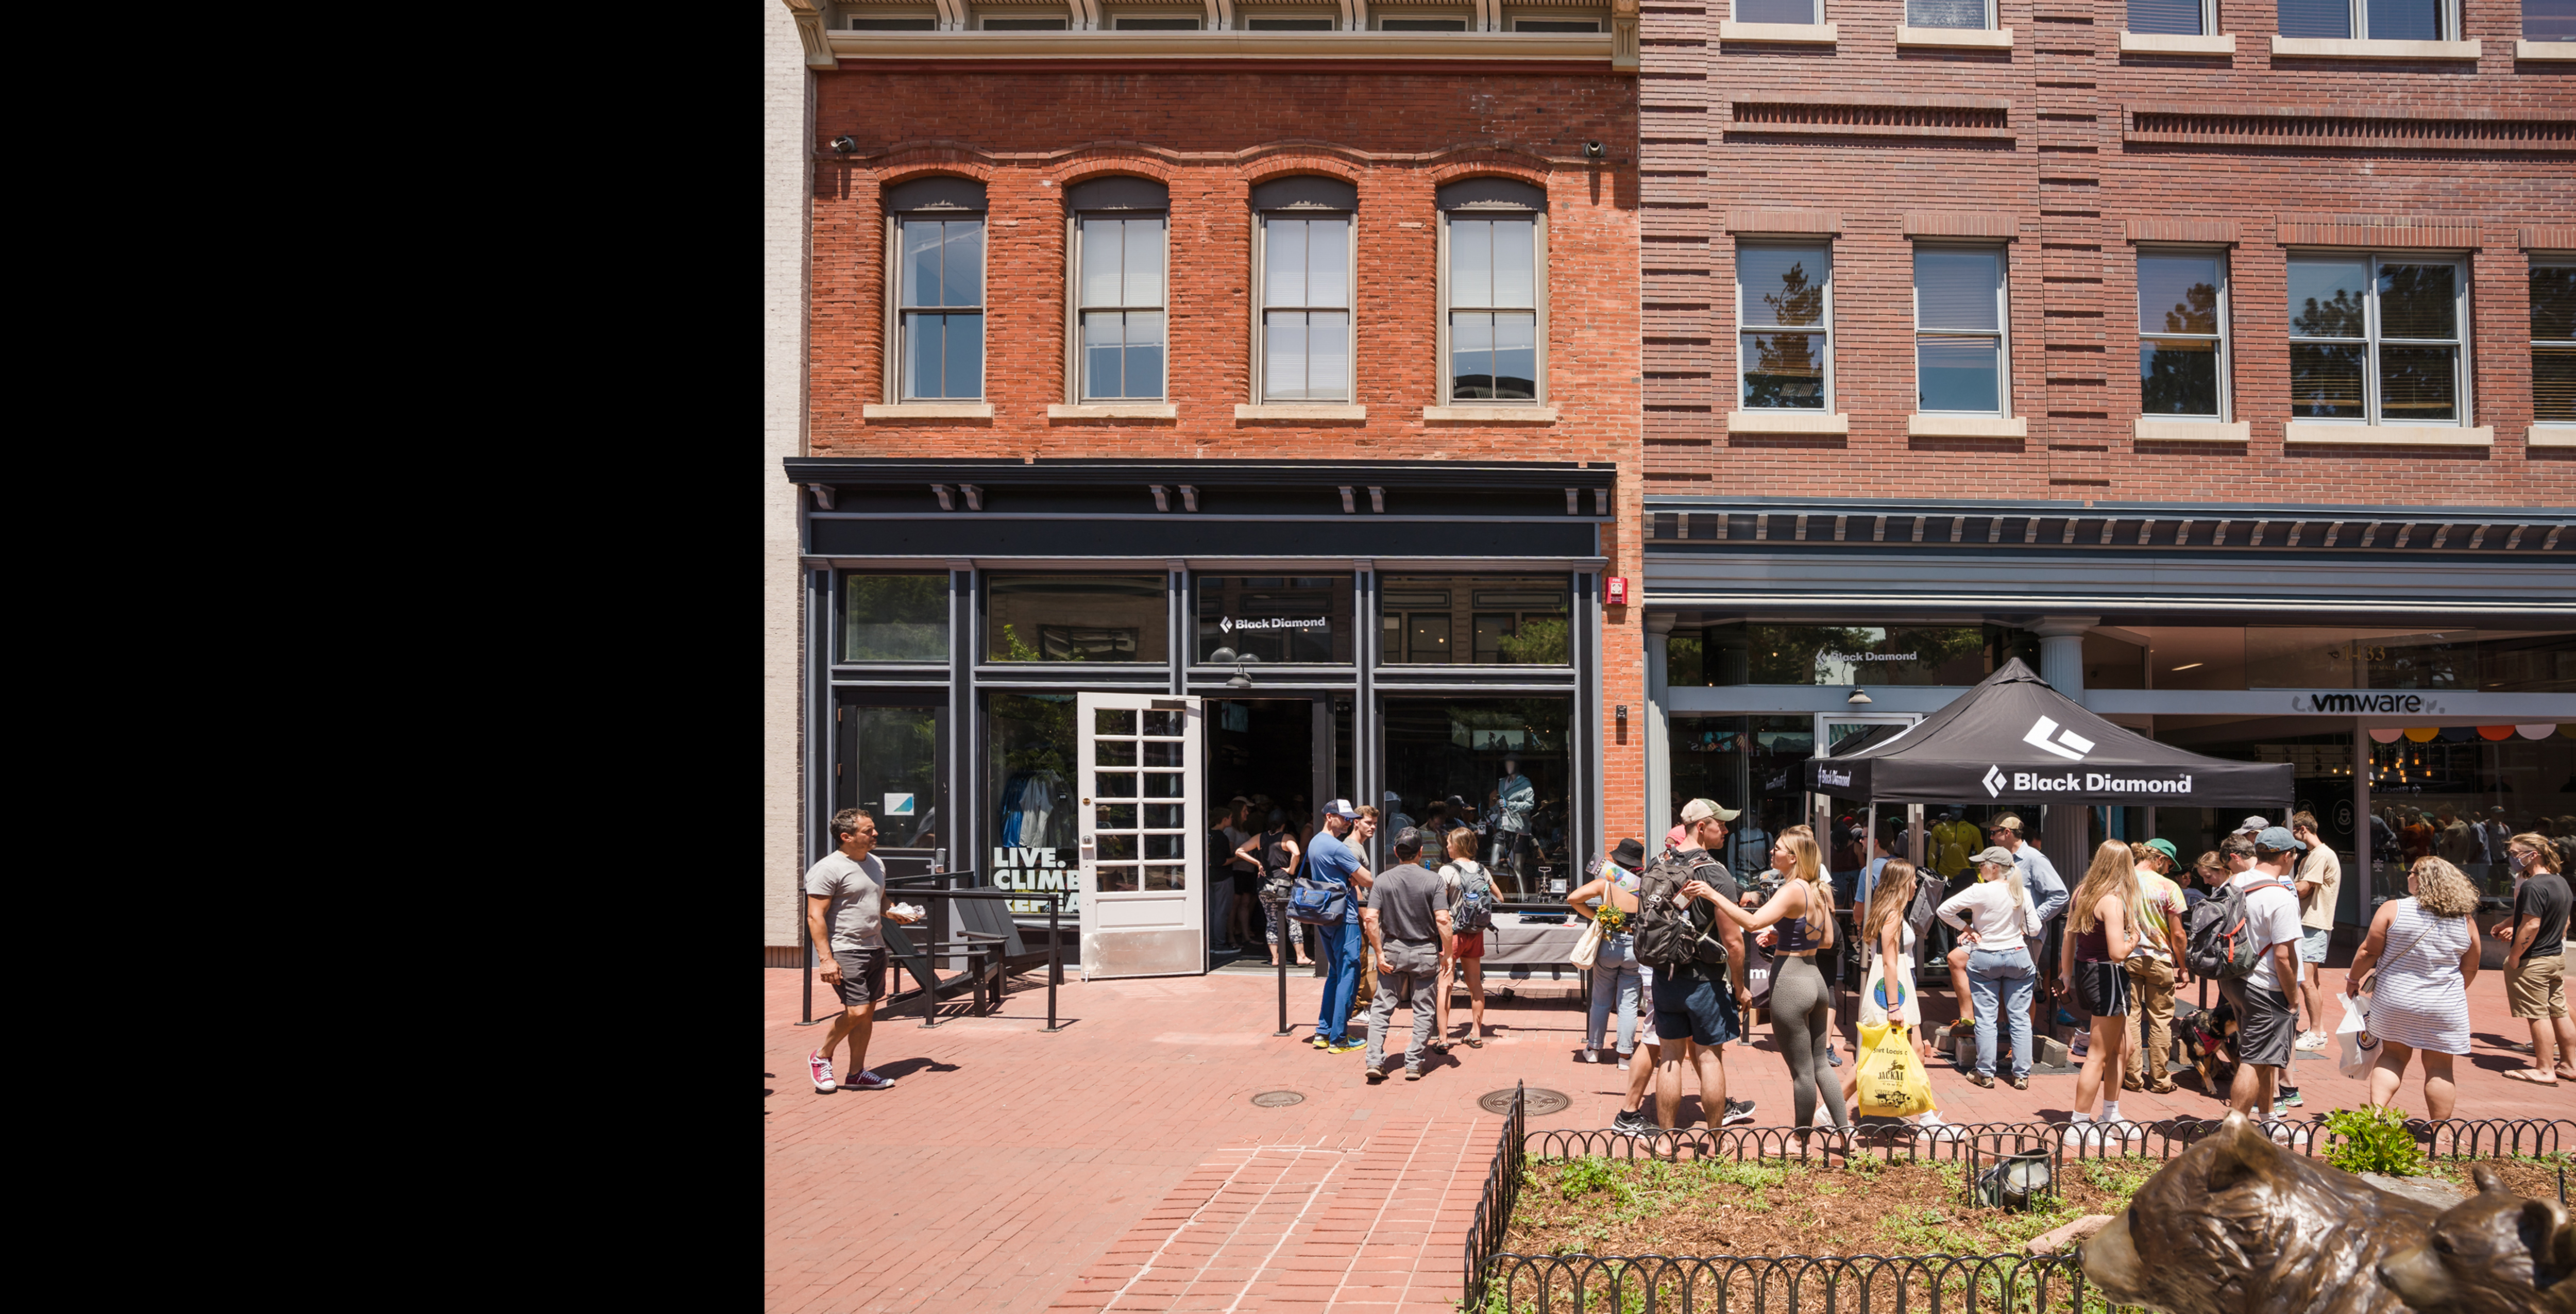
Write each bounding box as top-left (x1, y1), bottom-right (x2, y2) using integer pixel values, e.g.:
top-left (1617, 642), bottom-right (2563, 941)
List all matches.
top-left (1488, 755), bottom-right (1537, 898)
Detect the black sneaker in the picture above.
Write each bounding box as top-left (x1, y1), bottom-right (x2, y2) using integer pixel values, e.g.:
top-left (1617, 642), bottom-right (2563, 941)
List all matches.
top-left (1612, 1109), bottom-right (1651, 1136)
top-left (1722, 1099), bottom-right (1758, 1126)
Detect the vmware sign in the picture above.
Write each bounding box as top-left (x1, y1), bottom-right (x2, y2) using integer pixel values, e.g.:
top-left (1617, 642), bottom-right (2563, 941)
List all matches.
top-left (2298, 692), bottom-right (2439, 714)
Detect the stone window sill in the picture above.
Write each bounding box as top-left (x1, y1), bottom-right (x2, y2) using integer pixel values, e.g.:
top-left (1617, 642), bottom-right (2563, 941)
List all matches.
top-left (1719, 21), bottom-right (1838, 43)
top-left (2120, 31), bottom-right (2235, 53)
top-left (1908, 413), bottom-right (2027, 437)
top-left (1896, 25), bottom-right (2014, 48)
top-left (1048, 403), bottom-right (1176, 419)
top-left (1423, 404), bottom-right (1559, 422)
top-left (2528, 426), bottom-right (2576, 447)
top-left (2518, 40), bottom-right (2576, 59)
top-left (1727, 410), bottom-right (1849, 434)
top-left (864, 402), bottom-right (994, 419)
top-left (1235, 403), bottom-right (1366, 419)
top-left (2270, 36), bottom-right (2481, 58)
top-left (2283, 422), bottom-right (2494, 446)
top-left (2135, 418), bottom-right (2249, 441)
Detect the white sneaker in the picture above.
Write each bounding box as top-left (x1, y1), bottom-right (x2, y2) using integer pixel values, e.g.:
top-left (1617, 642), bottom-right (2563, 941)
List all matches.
top-left (2294, 1031), bottom-right (2330, 1052)
top-left (1581, 1048), bottom-right (1600, 1064)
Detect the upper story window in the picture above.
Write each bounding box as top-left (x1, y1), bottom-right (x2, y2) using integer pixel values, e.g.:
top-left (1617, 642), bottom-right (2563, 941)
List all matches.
top-left (1252, 175), bottom-right (1357, 403)
top-left (1914, 246), bottom-right (2008, 415)
top-left (1907, 0), bottom-right (1996, 27)
top-left (1736, 0), bottom-right (1823, 23)
top-left (849, 14), bottom-right (939, 28)
top-left (889, 177), bottom-right (986, 401)
top-left (1738, 244), bottom-right (1832, 410)
top-left (1112, 12), bottom-right (1204, 26)
top-left (2533, 261), bottom-right (2574, 427)
top-left (844, 575), bottom-right (950, 662)
top-left (2278, 0), bottom-right (2456, 39)
top-left (1067, 176), bottom-right (1169, 401)
top-left (1379, 15), bottom-right (1471, 27)
top-left (2289, 254), bottom-right (2469, 425)
top-left (2531, 0), bottom-right (2576, 40)
top-left (1512, 16), bottom-right (1603, 29)
top-left (2126, 0), bottom-right (2212, 32)
top-left (980, 11), bottom-right (1070, 27)
top-left (2138, 251), bottom-right (2230, 420)
top-left (1247, 15), bottom-right (1339, 27)
top-left (1439, 177), bottom-right (1548, 405)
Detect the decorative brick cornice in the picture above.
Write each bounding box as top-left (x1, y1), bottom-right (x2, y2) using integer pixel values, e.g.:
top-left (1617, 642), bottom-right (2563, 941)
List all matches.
top-left (864, 153), bottom-right (999, 186)
top-left (1047, 152), bottom-right (1181, 188)
top-left (1425, 152), bottom-right (1555, 188)
top-left (1725, 208), bottom-right (1841, 235)
top-left (2275, 213), bottom-right (2484, 248)
top-left (2124, 219), bottom-right (2242, 245)
top-left (1728, 95), bottom-right (2012, 142)
top-left (2521, 225), bottom-right (2576, 251)
top-left (2125, 102), bottom-right (2574, 152)
top-left (1903, 211), bottom-right (2021, 240)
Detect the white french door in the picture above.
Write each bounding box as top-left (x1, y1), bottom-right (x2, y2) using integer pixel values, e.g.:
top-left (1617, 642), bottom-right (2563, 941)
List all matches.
top-left (1076, 692), bottom-right (1205, 979)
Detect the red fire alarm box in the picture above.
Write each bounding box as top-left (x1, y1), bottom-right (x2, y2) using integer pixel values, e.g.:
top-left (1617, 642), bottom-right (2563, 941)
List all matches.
top-left (1606, 576), bottom-right (1629, 605)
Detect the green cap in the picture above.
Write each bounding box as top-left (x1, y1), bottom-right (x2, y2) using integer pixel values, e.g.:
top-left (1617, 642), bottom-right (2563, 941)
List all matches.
top-left (2144, 838), bottom-right (2180, 864)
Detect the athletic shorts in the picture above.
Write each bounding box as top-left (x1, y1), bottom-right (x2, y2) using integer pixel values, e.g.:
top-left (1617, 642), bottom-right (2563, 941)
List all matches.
top-left (827, 947), bottom-right (891, 1008)
top-left (1448, 931), bottom-right (1485, 960)
top-left (1651, 969), bottom-right (1739, 1048)
top-left (2226, 981), bottom-right (2296, 1069)
top-left (2298, 926), bottom-right (2331, 965)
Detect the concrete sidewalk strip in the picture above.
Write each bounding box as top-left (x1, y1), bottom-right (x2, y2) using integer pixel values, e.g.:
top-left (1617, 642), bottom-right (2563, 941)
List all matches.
top-left (771, 957), bottom-right (2564, 1312)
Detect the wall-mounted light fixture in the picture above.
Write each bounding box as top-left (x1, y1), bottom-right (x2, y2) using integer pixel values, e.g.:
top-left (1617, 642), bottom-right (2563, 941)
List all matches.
top-left (1615, 704), bottom-right (1628, 730)
top-left (1848, 687), bottom-right (1872, 705)
top-left (1583, 140), bottom-right (1606, 159)
top-left (831, 135), bottom-right (859, 154)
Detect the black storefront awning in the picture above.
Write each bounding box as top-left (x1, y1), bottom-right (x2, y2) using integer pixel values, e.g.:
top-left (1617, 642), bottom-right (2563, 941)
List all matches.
top-left (1803, 658), bottom-right (2294, 806)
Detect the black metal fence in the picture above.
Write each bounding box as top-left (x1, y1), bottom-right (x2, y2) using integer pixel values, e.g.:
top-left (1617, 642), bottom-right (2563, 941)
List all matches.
top-left (1472, 1116), bottom-right (2573, 1312)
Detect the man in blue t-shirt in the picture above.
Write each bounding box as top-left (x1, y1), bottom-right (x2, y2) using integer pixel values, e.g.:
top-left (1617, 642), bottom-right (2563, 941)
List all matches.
top-left (1304, 799), bottom-right (1377, 1051)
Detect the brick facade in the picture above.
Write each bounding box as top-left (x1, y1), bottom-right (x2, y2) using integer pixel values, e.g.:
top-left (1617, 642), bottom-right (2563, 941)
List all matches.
top-left (804, 64), bottom-right (1650, 838)
top-left (1637, 0), bottom-right (2576, 503)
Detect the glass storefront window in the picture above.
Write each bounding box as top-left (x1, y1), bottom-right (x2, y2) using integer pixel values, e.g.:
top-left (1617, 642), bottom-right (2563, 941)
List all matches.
top-left (1667, 623), bottom-right (2026, 686)
top-left (2126, 627), bottom-right (2574, 692)
top-left (989, 692), bottom-right (1080, 913)
top-left (2367, 729), bottom-right (2576, 898)
top-left (1380, 576), bottom-right (1571, 666)
top-left (839, 702), bottom-right (943, 849)
top-left (1668, 715), bottom-right (1817, 874)
top-left (843, 574), bottom-right (948, 662)
top-left (1195, 576), bottom-right (1354, 664)
top-left (986, 574), bottom-right (1168, 663)
top-left (1382, 697), bottom-right (1571, 900)
top-left (2148, 726), bottom-right (2357, 917)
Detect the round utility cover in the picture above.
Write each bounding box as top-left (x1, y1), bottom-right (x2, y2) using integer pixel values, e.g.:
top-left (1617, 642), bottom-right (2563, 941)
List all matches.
top-left (1250, 1090), bottom-right (1306, 1108)
top-left (1480, 1088), bottom-right (1570, 1117)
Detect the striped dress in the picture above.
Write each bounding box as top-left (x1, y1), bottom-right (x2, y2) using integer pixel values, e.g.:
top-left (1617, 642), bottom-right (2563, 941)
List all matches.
top-left (2368, 898), bottom-right (2473, 1056)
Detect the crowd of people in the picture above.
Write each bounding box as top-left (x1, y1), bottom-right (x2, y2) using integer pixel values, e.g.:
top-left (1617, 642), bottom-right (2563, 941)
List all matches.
top-left (1276, 795), bottom-right (2574, 1138)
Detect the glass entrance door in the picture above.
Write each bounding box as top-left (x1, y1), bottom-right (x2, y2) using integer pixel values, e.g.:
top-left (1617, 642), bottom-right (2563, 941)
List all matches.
top-left (835, 691), bottom-right (948, 879)
top-left (1812, 713), bottom-right (1921, 903)
top-left (1078, 693), bottom-right (1206, 979)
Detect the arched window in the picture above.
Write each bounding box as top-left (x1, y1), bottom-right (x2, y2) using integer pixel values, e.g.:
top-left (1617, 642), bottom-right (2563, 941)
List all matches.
top-left (887, 177), bottom-right (988, 401)
top-left (1066, 176), bottom-right (1171, 401)
top-left (1436, 178), bottom-right (1548, 405)
top-left (1251, 176), bottom-right (1359, 404)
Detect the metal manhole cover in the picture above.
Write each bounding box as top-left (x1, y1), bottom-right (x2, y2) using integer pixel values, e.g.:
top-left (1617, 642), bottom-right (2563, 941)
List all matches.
top-left (1251, 1090), bottom-right (1306, 1108)
top-left (1480, 1088), bottom-right (1570, 1117)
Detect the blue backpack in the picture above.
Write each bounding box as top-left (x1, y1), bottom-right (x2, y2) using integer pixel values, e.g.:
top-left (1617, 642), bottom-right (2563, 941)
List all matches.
top-left (1451, 866), bottom-right (1497, 933)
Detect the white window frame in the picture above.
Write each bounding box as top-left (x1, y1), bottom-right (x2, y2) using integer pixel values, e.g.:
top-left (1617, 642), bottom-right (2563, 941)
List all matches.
top-left (2276, 0), bottom-right (2458, 39)
top-left (1732, 0), bottom-right (1825, 25)
top-left (2529, 257), bottom-right (2573, 430)
top-left (2122, 0), bottom-right (2215, 34)
top-left (1437, 207), bottom-right (1549, 406)
top-left (1735, 241), bottom-right (1835, 412)
top-left (1070, 211), bottom-right (1170, 402)
top-left (2135, 247), bottom-right (2232, 422)
top-left (2286, 251), bottom-right (2473, 427)
top-left (1251, 209), bottom-right (1358, 405)
top-left (889, 210), bottom-right (988, 402)
top-left (1911, 243), bottom-right (2010, 417)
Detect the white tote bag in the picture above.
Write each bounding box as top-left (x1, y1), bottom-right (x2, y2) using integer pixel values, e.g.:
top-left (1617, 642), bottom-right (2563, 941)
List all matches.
top-left (1569, 917), bottom-right (1603, 969)
top-left (2334, 993), bottom-right (2379, 1080)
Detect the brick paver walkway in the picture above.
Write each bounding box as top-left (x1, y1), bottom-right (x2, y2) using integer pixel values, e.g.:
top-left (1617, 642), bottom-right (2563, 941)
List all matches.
top-left (766, 956), bottom-right (2570, 1313)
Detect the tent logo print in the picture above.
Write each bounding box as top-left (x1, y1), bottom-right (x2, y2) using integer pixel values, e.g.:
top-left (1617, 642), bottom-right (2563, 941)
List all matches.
top-left (1982, 765), bottom-right (2007, 798)
top-left (2022, 716), bottom-right (2096, 762)
top-left (1218, 617), bottom-right (1233, 633)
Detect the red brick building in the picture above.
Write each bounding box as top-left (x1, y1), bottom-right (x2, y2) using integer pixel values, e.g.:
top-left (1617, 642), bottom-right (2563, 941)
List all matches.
top-left (771, 5), bottom-right (1650, 975)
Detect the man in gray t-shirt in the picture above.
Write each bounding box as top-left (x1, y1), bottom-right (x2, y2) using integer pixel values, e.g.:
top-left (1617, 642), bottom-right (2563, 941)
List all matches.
top-left (1362, 828), bottom-right (1453, 1080)
top-left (803, 808), bottom-right (923, 1094)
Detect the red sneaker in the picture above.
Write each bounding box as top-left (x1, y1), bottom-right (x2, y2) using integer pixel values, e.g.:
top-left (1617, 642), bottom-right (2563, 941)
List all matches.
top-left (847, 1070), bottom-right (897, 1091)
top-left (808, 1050), bottom-right (837, 1093)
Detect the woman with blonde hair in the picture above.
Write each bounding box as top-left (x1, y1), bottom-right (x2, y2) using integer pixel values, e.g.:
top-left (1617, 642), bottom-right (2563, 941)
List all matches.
top-left (2344, 856), bottom-right (2483, 1119)
top-left (2060, 840), bottom-right (2141, 1140)
top-left (1839, 858), bottom-right (1947, 1127)
top-left (1704, 831), bottom-right (1848, 1133)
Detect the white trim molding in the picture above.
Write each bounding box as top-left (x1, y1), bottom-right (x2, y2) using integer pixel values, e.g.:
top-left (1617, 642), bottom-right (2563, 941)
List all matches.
top-left (1908, 413), bottom-right (2027, 437)
top-left (2283, 423), bottom-right (2494, 445)
top-left (2270, 36), bottom-right (2480, 58)
top-left (2120, 30), bottom-right (2234, 53)
top-left (2519, 40), bottom-right (2576, 59)
top-left (1727, 410), bottom-right (1849, 434)
top-left (1236, 403), bottom-right (1368, 419)
top-left (2134, 418), bottom-right (2249, 442)
top-left (865, 402), bottom-right (998, 418)
top-left (1896, 25), bottom-right (2013, 48)
top-left (1424, 404), bottom-right (1561, 422)
top-left (2529, 427), bottom-right (2576, 447)
top-left (1048, 403), bottom-right (1178, 419)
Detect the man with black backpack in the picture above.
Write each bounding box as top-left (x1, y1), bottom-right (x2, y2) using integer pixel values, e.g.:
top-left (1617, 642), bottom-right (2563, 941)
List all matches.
top-left (2185, 828), bottom-right (2305, 1122)
top-left (1631, 801), bottom-right (1760, 1131)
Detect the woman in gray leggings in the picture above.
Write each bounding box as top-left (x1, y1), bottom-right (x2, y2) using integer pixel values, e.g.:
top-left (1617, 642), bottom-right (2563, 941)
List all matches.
top-left (1707, 831), bottom-right (1851, 1134)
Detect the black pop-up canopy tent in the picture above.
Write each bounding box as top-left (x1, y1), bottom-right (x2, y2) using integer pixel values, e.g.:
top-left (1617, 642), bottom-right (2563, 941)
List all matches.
top-left (1803, 658), bottom-right (2294, 806)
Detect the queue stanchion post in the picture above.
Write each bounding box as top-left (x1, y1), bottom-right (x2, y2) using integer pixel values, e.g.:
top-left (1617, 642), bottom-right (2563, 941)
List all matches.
top-left (1275, 901), bottom-right (1292, 1036)
top-left (796, 895), bottom-right (824, 1026)
top-left (1044, 891), bottom-right (1068, 1032)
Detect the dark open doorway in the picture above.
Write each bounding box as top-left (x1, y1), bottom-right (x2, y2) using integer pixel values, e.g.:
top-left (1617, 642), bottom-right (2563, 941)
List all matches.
top-left (1206, 698), bottom-right (1321, 969)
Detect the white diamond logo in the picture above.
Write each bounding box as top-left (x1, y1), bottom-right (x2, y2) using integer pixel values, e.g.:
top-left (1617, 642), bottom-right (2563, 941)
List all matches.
top-left (1982, 765), bottom-right (2007, 798)
top-left (2022, 716), bottom-right (2096, 762)
top-left (1219, 617), bottom-right (1233, 633)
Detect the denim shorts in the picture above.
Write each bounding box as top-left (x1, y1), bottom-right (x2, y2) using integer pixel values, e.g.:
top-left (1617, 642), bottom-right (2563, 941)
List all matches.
top-left (1651, 969), bottom-right (1739, 1048)
top-left (2299, 925), bottom-right (2331, 965)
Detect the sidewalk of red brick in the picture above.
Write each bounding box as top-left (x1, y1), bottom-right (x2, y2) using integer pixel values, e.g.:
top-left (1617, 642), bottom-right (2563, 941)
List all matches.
top-left (766, 958), bottom-right (2569, 1314)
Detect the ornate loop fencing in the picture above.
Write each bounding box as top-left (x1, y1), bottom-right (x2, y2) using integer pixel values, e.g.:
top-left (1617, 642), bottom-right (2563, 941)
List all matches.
top-left (1465, 1081), bottom-right (1529, 1310)
top-left (1480, 1250), bottom-right (2133, 1313)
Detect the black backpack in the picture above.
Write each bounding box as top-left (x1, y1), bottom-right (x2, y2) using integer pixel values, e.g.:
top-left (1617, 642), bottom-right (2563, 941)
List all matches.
top-left (1634, 852), bottom-right (1732, 971)
top-left (2185, 878), bottom-right (2296, 981)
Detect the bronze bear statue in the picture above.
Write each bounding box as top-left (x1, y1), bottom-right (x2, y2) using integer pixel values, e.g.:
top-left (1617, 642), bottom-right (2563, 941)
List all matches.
top-left (2081, 1111), bottom-right (2443, 1314)
top-left (2377, 1165), bottom-right (2576, 1314)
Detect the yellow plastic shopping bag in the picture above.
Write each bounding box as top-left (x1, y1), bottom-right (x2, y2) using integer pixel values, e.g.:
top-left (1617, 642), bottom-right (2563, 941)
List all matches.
top-left (1854, 1021), bottom-right (1936, 1118)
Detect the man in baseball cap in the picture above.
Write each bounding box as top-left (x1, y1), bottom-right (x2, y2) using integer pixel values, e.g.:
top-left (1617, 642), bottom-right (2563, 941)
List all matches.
top-left (1305, 800), bottom-right (1375, 1053)
top-left (2125, 837), bottom-right (2191, 1094)
top-left (2236, 815), bottom-right (2272, 837)
top-left (1681, 798), bottom-right (1741, 827)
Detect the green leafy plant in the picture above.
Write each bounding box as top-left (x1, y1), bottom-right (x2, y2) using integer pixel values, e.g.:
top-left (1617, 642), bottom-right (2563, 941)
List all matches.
top-left (2321, 1105), bottom-right (2426, 1177)
top-left (1556, 1155), bottom-right (1621, 1201)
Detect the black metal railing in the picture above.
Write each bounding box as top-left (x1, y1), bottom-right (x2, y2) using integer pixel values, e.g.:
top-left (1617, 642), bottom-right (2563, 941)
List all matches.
top-left (1465, 1081), bottom-right (1529, 1312)
top-left (1479, 1250), bottom-right (2134, 1313)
